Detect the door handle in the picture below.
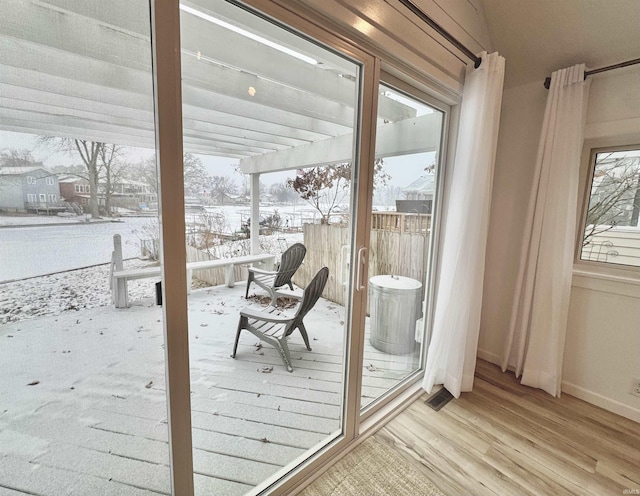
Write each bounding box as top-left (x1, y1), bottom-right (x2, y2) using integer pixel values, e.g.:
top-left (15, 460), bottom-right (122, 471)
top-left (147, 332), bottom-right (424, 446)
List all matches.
top-left (356, 247), bottom-right (367, 291)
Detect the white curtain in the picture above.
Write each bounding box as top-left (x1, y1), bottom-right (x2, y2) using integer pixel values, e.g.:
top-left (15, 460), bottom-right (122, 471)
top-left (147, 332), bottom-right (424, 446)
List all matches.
top-left (502, 64), bottom-right (591, 397)
top-left (422, 51), bottom-right (505, 398)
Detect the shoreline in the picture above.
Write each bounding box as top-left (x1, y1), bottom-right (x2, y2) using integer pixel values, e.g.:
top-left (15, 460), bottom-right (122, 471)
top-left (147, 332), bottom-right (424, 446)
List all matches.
top-left (0, 257), bottom-right (143, 285)
top-left (0, 217), bottom-right (132, 229)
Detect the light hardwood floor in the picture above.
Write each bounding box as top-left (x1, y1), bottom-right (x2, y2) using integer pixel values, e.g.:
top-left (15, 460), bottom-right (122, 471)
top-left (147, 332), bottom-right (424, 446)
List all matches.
top-left (374, 360), bottom-right (640, 496)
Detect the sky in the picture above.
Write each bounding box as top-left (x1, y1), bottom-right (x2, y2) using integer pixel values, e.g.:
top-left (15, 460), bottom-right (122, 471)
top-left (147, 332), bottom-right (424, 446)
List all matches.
top-left (0, 130), bottom-right (436, 189)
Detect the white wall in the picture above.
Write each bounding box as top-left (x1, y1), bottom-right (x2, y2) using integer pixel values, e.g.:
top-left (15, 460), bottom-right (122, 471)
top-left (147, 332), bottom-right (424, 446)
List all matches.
top-left (478, 79), bottom-right (547, 362)
top-left (479, 65), bottom-right (640, 421)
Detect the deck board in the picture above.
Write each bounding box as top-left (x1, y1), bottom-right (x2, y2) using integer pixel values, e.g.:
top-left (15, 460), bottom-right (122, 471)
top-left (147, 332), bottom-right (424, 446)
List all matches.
top-left (0, 456), bottom-right (164, 496)
top-left (0, 283), bottom-right (425, 494)
top-left (191, 389), bottom-right (341, 419)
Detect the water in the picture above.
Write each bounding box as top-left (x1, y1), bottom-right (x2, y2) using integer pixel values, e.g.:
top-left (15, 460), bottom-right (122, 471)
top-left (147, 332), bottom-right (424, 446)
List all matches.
top-left (0, 217), bottom-right (152, 282)
top-left (0, 203), bottom-right (392, 282)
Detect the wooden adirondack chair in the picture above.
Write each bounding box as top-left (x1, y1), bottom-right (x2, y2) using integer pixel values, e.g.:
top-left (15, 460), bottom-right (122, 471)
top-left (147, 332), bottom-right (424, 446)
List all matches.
top-left (232, 267), bottom-right (329, 372)
top-left (244, 242), bottom-right (306, 305)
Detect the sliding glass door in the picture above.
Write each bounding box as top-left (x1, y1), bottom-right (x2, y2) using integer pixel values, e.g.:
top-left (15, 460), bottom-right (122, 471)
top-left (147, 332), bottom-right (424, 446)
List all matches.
top-left (0, 0), bottom-right (449, 493)
top-left (0, 1), bottom-right (172, 494)
top-left (361, 82), bottom-right (445, 410)
top-left (176, 2), bottom-right (367, 493)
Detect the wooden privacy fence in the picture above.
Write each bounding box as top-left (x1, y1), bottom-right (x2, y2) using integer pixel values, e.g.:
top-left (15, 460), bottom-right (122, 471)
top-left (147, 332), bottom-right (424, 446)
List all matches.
top-left (371, 212), bottom-right (431, 234)
top-left (185, 213), bottom-right (431, 305)
top-left (185, 245), bottom-right (247, 286)
top-left (296, 223), bottom-right (430, 306)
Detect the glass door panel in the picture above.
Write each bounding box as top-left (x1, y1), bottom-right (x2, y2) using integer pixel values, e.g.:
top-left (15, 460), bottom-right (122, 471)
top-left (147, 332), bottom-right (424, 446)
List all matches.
top-left (178, 3), bottom-right (361, 493)
top-left (0, 1), bottom-right (171, 493)
top-left (361, 83), bottom-right (444, 409)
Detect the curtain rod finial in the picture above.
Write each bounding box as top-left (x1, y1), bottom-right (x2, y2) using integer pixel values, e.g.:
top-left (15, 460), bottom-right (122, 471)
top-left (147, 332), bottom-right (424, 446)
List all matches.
top-left (474, 57), bottom-right (482, 69)
top-left (544, 77), bottom-right (551, 89)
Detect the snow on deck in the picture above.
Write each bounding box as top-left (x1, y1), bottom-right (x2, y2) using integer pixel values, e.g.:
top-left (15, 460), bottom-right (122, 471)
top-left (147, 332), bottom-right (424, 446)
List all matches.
top-left (0, 282), bottom-right (420, 495)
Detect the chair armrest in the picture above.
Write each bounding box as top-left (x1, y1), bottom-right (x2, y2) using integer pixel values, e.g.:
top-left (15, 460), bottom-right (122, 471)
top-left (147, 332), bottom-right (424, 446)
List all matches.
top-left (248, 267), bottom-right (278, 276)
top-left (240, 306), bottom-right (291, 323)
top-left (274, 288), bottom-right (303, 300)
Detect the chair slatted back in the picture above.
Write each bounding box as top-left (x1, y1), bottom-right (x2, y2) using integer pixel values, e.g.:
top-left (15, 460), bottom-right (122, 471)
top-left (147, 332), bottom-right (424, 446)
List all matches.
top-left (273, 243), bottom-right (307, 288)
top-left (293, 267), bottom-right (329, 322)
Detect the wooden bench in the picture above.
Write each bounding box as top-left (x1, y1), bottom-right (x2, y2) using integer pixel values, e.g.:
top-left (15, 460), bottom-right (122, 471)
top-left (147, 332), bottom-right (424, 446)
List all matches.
top-left (110, 235), bottom-right (275, 308)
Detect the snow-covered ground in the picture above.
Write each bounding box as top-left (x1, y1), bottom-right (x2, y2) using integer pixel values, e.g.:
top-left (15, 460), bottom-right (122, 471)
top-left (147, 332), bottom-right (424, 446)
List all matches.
top-left (0, 203), bottom-right (371, 322)
top-left (0, 259), bottom-right (158, 325)
top-left (0, 211), bottom-right (303, 324)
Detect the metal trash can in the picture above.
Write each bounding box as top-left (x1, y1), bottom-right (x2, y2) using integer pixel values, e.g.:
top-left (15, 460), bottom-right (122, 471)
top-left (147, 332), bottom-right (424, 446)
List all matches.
top-left (369, 275), bottom-right (422, 355)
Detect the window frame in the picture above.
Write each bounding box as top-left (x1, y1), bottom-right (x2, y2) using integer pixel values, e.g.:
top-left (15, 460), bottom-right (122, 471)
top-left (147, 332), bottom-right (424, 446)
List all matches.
top-left (575, 142), bottom-right (640, 275)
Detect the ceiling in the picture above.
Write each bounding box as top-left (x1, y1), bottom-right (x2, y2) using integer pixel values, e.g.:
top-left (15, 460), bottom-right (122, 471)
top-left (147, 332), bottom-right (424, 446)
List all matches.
top-left (1, 0), bottom-right (440, 173)
top-left (480, 0), bottom-right (640, 88)
top-left (5, 0), bottom-right (637, 168)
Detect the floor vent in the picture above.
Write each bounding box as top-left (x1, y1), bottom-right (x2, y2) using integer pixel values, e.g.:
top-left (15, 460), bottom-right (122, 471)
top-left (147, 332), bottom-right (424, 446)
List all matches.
top-left (425, 388), bottom-right (454, 411)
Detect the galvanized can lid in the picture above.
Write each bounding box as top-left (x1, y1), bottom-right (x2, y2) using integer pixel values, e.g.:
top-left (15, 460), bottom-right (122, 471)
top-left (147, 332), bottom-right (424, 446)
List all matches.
top-left (369, 274), bottom-right (422, 290)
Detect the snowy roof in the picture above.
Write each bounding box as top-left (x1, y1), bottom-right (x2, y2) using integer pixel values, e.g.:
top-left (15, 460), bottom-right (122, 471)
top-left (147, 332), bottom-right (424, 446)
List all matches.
top-left (111, 178), bottom-right (149, 187)
top-left (0, 166), bottom-right (48, 176)
top-left (402, 174), bottom-right (435, 194)
top-left (58, 174), bottom-right (87, 183)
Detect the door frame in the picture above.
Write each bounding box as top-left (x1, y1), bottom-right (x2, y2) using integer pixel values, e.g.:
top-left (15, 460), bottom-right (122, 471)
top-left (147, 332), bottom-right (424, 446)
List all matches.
top-left (151, 0), bottom-right (455, 493)
top-left (151, 0), bottom-right (380, 494)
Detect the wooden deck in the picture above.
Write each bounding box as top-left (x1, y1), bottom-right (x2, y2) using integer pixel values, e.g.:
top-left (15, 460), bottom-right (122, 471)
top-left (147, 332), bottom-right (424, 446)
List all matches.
top-left (0, 283), bottom-right (421, 495)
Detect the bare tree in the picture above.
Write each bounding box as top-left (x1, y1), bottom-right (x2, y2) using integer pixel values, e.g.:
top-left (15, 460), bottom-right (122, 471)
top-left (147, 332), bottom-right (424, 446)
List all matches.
top-left (39, 137), bottom-right (104, 218)
top-left (288, 164), bottom-right (350, 224)
top-left (583, 153), bottom-right (640, 246)
top-left (269, 181), bottom-right (298, 204)
top-left (208, 175), bottom-right (238, 203)
top-left (287, 159), bottom-right (388, 224)
top-left (127, 157), bottom-right (158, 193)
top-left (98, 144), bottom-right (126, 216)
top-left (128, 153), bottom-right (208, 199)
top-left (0, 149), bottom-right (43, 168)
top-left (183, 153), bottom-right (208, 197)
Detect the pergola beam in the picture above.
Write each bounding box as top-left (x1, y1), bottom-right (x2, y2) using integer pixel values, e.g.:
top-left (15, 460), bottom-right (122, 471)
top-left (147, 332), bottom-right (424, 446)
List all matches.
top-left (239, 113), bottom-right (443, 174)
top-left (0, 83), bottom-right (329, 146)
top-left (2, 1), bottom-right (414, 122)
top-left (0, 0), bottom-right (432, 172)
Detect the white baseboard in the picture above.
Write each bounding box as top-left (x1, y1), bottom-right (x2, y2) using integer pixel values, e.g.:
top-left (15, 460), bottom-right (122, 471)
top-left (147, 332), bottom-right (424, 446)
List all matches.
top-left (476, 350), bottom-right (640, 423)
top-left (476, 348), bottom-right (501, 366)
top-left (561, 381), bottom-right (640, 423)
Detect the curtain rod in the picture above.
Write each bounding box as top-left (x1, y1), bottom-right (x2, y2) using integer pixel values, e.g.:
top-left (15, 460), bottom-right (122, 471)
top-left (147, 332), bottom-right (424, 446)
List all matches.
top-left (543, 57), bottom-right (640, 89)
top-left (398, 0), bottom-right (482, 69)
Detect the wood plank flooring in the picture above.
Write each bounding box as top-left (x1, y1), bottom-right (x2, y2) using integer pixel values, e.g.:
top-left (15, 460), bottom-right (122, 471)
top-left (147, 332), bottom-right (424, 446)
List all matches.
top-left (374, 359), bottom-right (640, 496)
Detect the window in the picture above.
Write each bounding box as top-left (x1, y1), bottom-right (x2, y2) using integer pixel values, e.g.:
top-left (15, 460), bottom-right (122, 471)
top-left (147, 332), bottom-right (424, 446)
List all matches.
top-left (26, 175), bottom-right (36, 184)
top-left (580, 147), bottom-right (640, 267)
top-left (38, 193), bottom-right (46, 201)
top-left (48, 194), bottom-right (57, 202)
top-left (46, 177), bottom-right (54, 185)
top-left (74, 184), bottom-right (81, 193)
top-left (27, 193), bottom-right (36, 202)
